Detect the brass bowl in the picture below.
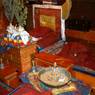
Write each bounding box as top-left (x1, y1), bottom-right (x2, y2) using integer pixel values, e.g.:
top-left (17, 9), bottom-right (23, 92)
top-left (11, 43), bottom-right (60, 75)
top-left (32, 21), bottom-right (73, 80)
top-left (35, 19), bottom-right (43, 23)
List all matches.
top-left (38, 67), bottom-right (71, 87)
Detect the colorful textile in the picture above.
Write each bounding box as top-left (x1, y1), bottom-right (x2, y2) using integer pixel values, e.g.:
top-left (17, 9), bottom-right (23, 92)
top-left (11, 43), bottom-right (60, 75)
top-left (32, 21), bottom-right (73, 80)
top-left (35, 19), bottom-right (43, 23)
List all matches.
top-left (19, 72), bottom-right (91, 95)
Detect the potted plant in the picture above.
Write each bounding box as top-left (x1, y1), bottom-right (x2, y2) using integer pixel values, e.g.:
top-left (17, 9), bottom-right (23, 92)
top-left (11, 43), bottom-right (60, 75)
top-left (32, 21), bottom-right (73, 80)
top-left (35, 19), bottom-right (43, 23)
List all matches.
top-left (2, 0), bottom-right (27, 27)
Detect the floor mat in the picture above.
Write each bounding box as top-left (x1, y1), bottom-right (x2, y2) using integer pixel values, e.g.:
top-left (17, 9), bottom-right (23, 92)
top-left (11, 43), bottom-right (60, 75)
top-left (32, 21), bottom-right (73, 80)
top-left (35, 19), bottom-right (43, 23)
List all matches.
top-left (41, 40), bottom-right (64, 54)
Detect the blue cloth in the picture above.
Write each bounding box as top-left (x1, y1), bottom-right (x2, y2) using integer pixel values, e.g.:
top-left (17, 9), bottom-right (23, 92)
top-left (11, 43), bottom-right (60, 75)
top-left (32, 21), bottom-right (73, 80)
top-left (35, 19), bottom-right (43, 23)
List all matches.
top-left (37, 46), bottom-right (44, 52)
top-left (73, 65), bottom-right (95, 76)
top-left (0, 44), bottom-right (14, 53)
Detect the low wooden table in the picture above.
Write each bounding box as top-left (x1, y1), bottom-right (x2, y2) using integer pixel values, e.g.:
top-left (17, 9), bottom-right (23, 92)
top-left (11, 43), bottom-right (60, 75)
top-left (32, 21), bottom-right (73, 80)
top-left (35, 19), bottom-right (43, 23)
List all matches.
top-left (35, 52), bottom-right (74, 74)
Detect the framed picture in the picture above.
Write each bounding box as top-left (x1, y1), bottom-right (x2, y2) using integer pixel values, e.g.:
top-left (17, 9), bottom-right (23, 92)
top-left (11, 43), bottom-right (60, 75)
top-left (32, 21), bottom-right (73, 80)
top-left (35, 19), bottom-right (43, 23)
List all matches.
top-left (33, 4), bottom-right (62, 32)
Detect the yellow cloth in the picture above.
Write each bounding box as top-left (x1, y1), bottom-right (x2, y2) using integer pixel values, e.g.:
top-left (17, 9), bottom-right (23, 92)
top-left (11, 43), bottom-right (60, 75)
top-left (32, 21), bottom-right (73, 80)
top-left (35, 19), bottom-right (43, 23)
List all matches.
top-left (52, 82), bottom-right (77, 95)
top-left (62, 0), bottom-right (72, 20)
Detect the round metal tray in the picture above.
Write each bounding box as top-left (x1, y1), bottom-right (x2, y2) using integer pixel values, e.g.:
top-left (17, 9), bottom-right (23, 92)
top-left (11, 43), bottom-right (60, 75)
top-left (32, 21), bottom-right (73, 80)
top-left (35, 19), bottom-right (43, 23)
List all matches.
top-left (38, 67), bottom-right (71, 87)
